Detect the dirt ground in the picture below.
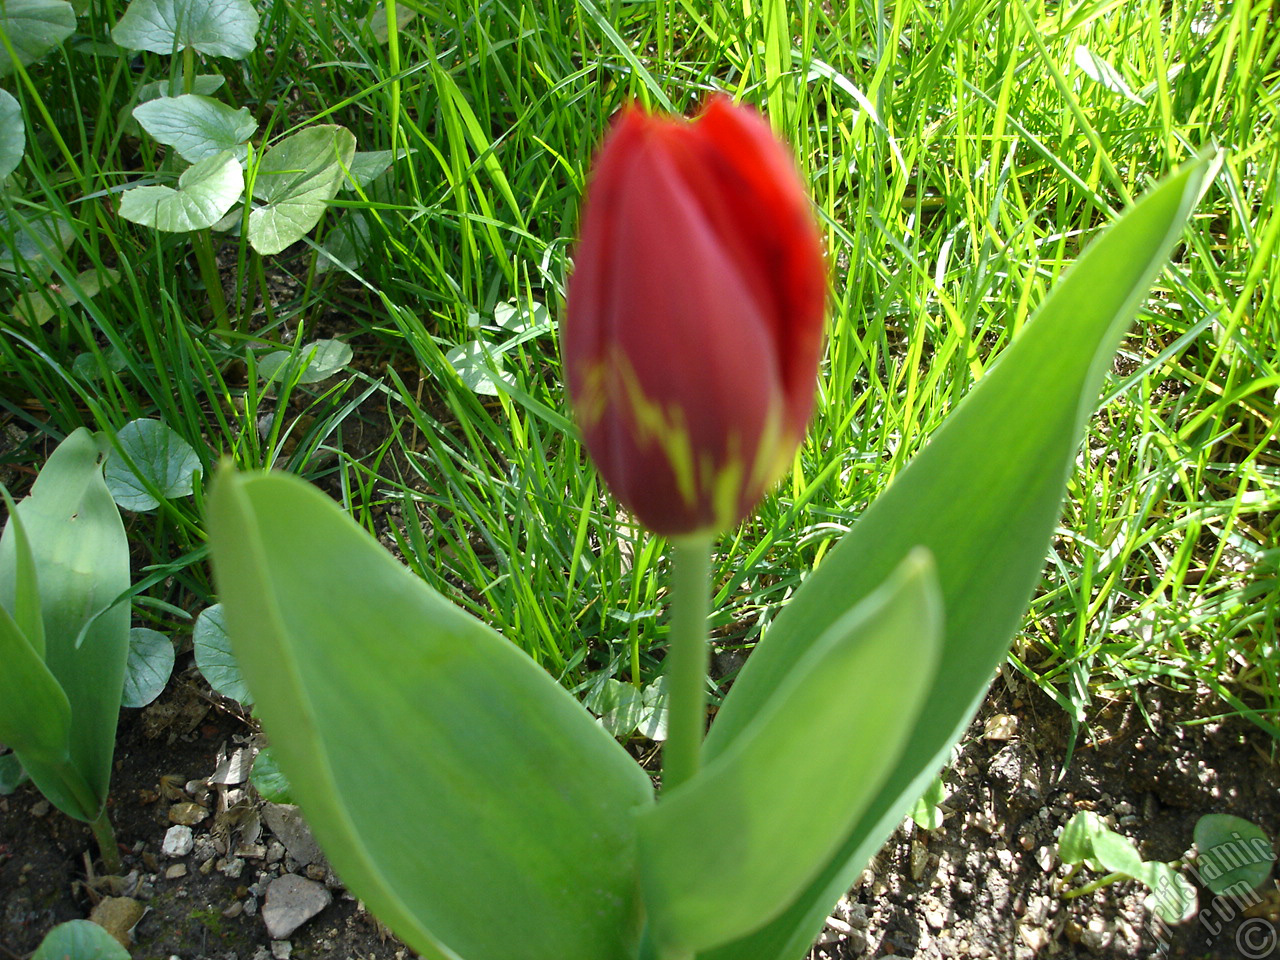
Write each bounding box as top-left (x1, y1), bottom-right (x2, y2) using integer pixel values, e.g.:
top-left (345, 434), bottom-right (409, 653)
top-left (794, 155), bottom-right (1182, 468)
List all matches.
top-left (2, 657), bottom-right (1277, 960)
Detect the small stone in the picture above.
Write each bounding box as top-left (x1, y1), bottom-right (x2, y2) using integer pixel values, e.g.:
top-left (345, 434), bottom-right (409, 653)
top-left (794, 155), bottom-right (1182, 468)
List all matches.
top-left (304, 862), bottom-right (326, 882)
top-left (262, 874), bottom-right (332, 939)
top-left (223, 901), bottom-right (244, 919)
top-left (235, 842), bottom-right (268, 860)
top-left (266, 841), bottom-right (286, 864)
top-left (31, 800), bottom-right (50, 817)
top-left (1036, 845), bottom-right (1056, 872)
top-left (984, 713), bottom-right (1018, 739)
top-left (244, 896), bottom-right (259, 918)
top-left (271, 941), bottom-right (292, 960)
top-left (164, 864), bottom-right (188, 879)
top-left (219, 857), bottom-right (245, 879)
top-left (168, 801), bottom-right (209, 826)
top-left (261, 804), bottom-right (324, 866)
top-left (925, 906), bottom-right (946, 930)
top-left (199, 857), bottom-right (216, 875)
top-left (162, 825), bottom-right (194, 857)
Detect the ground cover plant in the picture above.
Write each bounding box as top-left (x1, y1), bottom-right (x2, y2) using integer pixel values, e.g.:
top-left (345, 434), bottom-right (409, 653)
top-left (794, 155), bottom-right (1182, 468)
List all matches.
top-left (1, 0), bottom-right (1277, 956)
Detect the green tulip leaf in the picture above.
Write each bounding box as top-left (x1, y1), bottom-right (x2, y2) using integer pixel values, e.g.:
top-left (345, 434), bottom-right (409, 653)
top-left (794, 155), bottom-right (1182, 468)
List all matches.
top-left (696, 150), bottom-right (1216, 960)
top-left (0, 88), bottom-right (24, 179)
top-left (118, 150), bottom-right (244, 232)
top-left (640, 551), bottom-right (940, 953)
top-left (33, 920), bottom-right (131, 960)
top-left (192, 602), bottom-right (252, 704)
top-left (104, 417), bottom-right (203, 511)
top-left (0, 601), bottom-right (72, 763)
top-left (208, 468), bottom-right (654, 960)
top-left (122, 627), bottom-right (174, 708)
top-left (111, 0), bottom-right (259, 58)
top-left (0, 0), bottom-right (75, 76)
top-left (1195, 814), bottom-right (1275, 895)
top-left (247, 125), bottom-right (356, 255)
top-left (257, 338), bottom-right (352, 384)
top-left (0, 428), bottom-right (130, 822)
top-left (132, 94), bottom-right (257, 163)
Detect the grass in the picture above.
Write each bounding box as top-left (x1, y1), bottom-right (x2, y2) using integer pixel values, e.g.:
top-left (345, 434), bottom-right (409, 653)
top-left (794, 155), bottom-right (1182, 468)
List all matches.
top-left (1, 0), bottom-right (1277, 745)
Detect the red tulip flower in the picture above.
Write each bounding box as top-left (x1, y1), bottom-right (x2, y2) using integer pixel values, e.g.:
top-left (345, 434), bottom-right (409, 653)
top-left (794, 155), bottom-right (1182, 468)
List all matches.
top-left (564, 95), bottom-right (827, 537)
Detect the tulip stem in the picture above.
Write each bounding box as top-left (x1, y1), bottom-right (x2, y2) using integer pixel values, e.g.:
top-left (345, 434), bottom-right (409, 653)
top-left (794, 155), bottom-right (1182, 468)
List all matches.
top-left (661, 534), bottom-right (713, 794)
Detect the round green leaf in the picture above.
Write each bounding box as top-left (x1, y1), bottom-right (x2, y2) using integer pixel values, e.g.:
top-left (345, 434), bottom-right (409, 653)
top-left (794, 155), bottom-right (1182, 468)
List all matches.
top-left (1195, 814), bottom-right (1275, 895)
top-left (193, 603), bottom-right (252, 704)
top-left (0, 0), bottom-right (75, 77)
top-left (257, 338), bottom-right (352, 384)
top-left (249, 746), bottom-right (292, 802)
top-left (132, 94), bottom-right (257, 163)
top-left (111, 0), bottom-right (259, 58)
top-left (0, 751), bottom-right (27, 794)
top-left (33, 920), bottom-right (131, 960)
top-left (122, 627), bottom-right (174, 708)
top-left (247, 125), bottom-right (356, 255)
top-left (103, 418), bottom-right (203, 511)
top-left (445, 341), bottom-right (515, 396)
top-left (0, 88), bottom-right (24, 180)
top-left (0, 211), bottom-right (76, 278)
top-left (316, 210), bottom-right (371, 275)
top-left (118, 150), bottom-right (244, 232)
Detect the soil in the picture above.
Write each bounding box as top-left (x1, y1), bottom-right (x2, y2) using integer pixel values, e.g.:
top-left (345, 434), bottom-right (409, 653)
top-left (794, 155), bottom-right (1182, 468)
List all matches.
top-left (2, 658), bottom-right (1277, 960)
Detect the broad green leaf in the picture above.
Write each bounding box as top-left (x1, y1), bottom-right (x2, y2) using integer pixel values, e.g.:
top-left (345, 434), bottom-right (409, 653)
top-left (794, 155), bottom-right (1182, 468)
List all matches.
top-left (1195, 814), bottom-right (1274, 895)
top-left (697, 151), bottom-right (1215, 960)
top-left (257, 338), bottom-right (352, 384)
top-left (908, 773), bottom-right (947, 831)
top-left (132, 94), bottom-right (257, 162)
top-left (121, 627), bottom-right (174, 708)
top-left (0, 428), bottom-right (130, 821)
top-left (0, 210), bottom-right (75, 278)
top-left (1059, 809), bottom-right (1106, 864)
top-left (33, 920), bottom-right (131, 960)
top-left (247, 125), bottom-right (356, 255)
top-left (192, 603), bottom-right (251, 704)
top-left (587, 679), bottom-right (645, 737)
top-left (445, 340), bottom-right (515, 396)
top-left (367, 1), bottom-right (415, 42)
top-left (208, 469), bottom-right (653, 960)
top-left (103, 418), bottom-right (203, 511)
top-left (111, 0), bottom-right (259, 58)
top-left (122, 75), bottom-right (224, 137)
top-left (248, 745), bottom-right (292, 803)
top-left (636, 676), bottom-right (669, 741)
top-left (118, 150), bottom-right (243, 232)
top-left (0, 0), bottom-right (75, 76)
top-left (13, 268), bottom-right (121, 327)
top-left (1, 488), bottom-right (44, 657)
top-left (316, 210), bottom-right (371, 274)
top-left (640, 552), bottom-right (940, 953)
top-left (344, 149), bottom-right (399, 190)
top-left (0, 88), bottom-right (23, 179)
top-left (0, 601), bottom-right (71, 762)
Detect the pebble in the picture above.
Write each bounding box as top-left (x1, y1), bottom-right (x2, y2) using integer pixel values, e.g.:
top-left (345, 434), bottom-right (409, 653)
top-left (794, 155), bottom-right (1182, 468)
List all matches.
top-left (164, 864), bottom-right (188, 879)
top-left (31, 800), bottom-right (50, 817)
top-left (219, 857), bottom-right (246, 879)
top-left (271, 941), bottom-right (292, 960)
top-left (266, 841), bottom-right (286, 864)
top-left (162, 825), bottom-right (194, 857)
top-left (168, 802), bottom-right (209, 826)
top-left (261, 804), bottom-right (325, 866)
top-left (262, 874), bottom-right (332, 939)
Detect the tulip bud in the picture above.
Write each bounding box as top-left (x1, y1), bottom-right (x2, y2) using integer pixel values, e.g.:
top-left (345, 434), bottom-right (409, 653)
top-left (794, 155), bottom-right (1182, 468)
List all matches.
top-left (564, 95), bottom-right (826, 537)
